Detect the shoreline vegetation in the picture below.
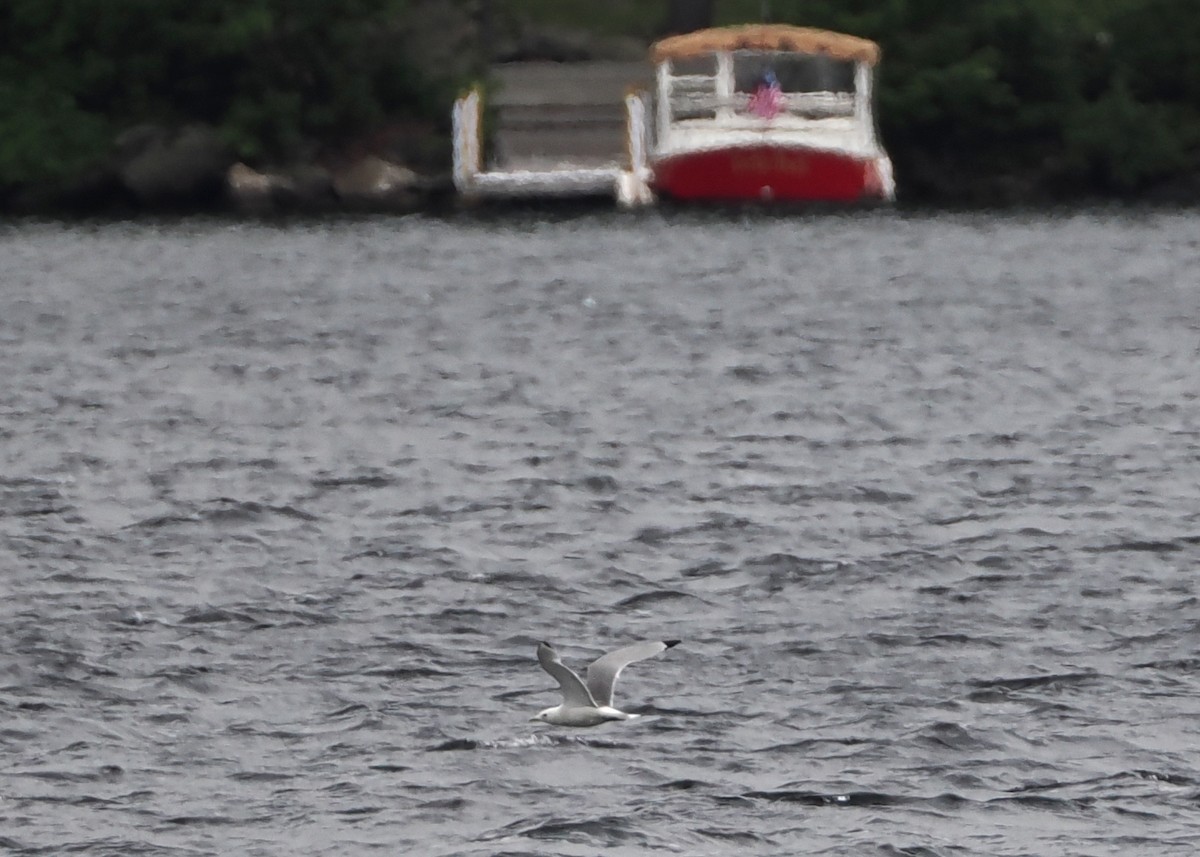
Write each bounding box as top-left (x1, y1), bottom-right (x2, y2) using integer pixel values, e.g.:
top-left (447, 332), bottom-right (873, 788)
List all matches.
top-left (2, 0), bottom-right (1198, 215)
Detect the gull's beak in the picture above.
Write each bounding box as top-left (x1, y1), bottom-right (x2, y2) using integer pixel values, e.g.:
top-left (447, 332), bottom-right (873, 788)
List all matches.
top-left (529, 716), bottom-right (540, 722)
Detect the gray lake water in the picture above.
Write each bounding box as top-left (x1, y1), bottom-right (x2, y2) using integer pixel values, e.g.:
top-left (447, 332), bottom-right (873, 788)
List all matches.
top-left (2, 208), bottom-right (1200, 856)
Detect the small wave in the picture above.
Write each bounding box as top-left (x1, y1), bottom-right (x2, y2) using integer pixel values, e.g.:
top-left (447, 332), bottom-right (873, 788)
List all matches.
top-left (429, 737), bottom-right (482, 751)
top-left (343, 542), bottom-right (462, 566)
top-left (1085, 537), bottom-right (1199, 554)
top-left (966, 671), bottom-right (1100, 695)
top-left (878, 846), bottom-right (946, 857)
top-left (0, 476), bottom-right (73, 518)
top-left (699, 511), bottom-right (768, 533)
top-left (324, 703), bottom-right (371, 719)
top-left (331, 805), bottom-right (383, 817)
top-left (1000, 793), bottom-right (1096, 810)
top-left (853, 485), bottom-right (916, 504)
top-left (1131, 769), bottom-right (1198, 786)
top-left (659, 778), bottom-right (713, 790)
top-left (227, 770), bottom-right (294, 783)
top-left (680, 560), bottom-right (735, 578)
top-left (632, 526), bottom-right (678, 545)
top-left (126, 499), bottom-right (317, 530)
top-left (151, 664), bottom-right (216, 692)
top-left (125, 513), bottom-right (201, 529)
top-left (178, 606), bottom-right (258, 625)
top-left (428, 733), bottom-right (631, 752)
top-left (362, 665), bottom-right (451, 679)
top-left (11, 766), bottom-right (125, 784)
top-left (612, 589), bottom-right (702, 610)
top-left (914, 721), bottom-right (995, 751)
top-left (735, 789), bottom-right (915, 807)
top-left (1134, 657), bottom-right (1200, 672)
top-left (162, 814), bottom-right (242, 827)
top-left (494, 813), bottom-right (649, 847)
top-left (418, 796), bottom-right (467, 811)
top-left (634, 703), bottom-right (710, 719)
top-left (201, 498), bottom-right (317, 523)
top-left (728, 363), bottom-right (771, 382)
top-left (311, 471), bottom-right (396, 490)
top-left (577, 473), bottom-right (619, 493)
top-left (752, 736), bottom-right (876, 754)
top-left (1007, 769), bottom-right (1199, 795)
top-left (919, 632), bottom-right (1002, 648)
top-left (696, 826), bottom-right (775, 845)
top-left (740, 553), bottom-right (846, 576)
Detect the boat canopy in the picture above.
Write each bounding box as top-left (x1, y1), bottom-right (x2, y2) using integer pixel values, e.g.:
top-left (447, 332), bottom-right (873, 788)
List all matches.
top-left (650, 24), bottom-right (880, 67)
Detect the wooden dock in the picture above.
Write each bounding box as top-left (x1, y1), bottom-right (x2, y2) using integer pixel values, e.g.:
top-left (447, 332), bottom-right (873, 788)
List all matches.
top-left (452, 61), bottom-right (654, 206)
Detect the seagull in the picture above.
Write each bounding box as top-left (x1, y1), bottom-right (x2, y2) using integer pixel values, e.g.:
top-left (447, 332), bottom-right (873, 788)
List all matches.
top-left (532, 639), bottom-right (680, 727)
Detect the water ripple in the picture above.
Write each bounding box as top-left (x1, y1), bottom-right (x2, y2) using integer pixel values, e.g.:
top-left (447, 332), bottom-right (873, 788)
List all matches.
top-left (3, 211), bottom-right (1200, 856)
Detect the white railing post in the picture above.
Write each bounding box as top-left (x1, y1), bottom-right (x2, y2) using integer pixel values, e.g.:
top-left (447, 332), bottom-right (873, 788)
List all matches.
top-left (716, 51), bottom-right (734, 119)
top-left (626, 92), bottom-right (645, 174)
top-left (618, 91), bottom-right (653, 207)
top-left (452, 88), bottom-right (482, 194)
top-left (854, 62), bottom-right (870, 128)
top-left (656, 60), bottom-right (672, 151)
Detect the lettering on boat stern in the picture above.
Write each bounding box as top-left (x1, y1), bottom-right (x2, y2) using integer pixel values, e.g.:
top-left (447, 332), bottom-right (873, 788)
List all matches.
top-left (730, 150), bottom-right (809, 176)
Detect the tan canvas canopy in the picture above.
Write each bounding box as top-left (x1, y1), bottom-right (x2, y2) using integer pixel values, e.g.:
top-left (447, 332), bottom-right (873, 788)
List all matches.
top-left (650, 24), bottom-right (880, 66)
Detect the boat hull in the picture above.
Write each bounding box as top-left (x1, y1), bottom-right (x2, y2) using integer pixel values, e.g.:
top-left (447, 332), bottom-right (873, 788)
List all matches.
top-left (651, 144), bottom-right (890, 203)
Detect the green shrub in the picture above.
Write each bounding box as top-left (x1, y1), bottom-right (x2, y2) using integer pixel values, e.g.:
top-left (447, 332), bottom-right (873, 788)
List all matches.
top-left (0, 0), bottom-right (460, 188)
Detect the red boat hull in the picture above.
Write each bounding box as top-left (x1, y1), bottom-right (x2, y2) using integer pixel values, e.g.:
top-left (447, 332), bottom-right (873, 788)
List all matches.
top-left (651, 145), bottom-right (888, 203)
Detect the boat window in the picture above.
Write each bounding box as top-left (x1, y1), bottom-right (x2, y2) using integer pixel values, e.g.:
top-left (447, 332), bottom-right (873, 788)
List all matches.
top-left (733, 52), bottom-right (854, 94)
top-left (671, 55), bottom-right (717, 78)
top-left (733, 51), bottom-right (856, 119)
top-left (667, 55), bottom-right (719, 120)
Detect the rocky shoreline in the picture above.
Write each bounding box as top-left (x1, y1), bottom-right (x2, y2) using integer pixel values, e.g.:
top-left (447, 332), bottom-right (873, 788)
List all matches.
top-left (2, 14), bottom-right (655, 218)
top-left (9, 134), bottom-right (455, 217)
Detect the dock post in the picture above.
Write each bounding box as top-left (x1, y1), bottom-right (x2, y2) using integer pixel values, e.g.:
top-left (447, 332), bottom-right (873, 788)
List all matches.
top-left (452, 88), bottom-right (482, 196)
top-left (618, 92), bottom-right (653, 207)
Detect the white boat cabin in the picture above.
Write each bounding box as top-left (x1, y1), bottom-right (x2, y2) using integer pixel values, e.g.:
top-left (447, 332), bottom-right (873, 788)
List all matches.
top-left (649, 25), bottom-right (886, 159)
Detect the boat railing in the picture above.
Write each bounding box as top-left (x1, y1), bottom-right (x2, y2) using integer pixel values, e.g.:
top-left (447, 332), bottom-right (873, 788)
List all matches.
top-left (666, 90), bottom-right (856, 122)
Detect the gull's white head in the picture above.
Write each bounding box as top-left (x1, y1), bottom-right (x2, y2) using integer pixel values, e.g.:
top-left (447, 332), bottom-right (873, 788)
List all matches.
top-left (531, 707), bottom-right (558, 723)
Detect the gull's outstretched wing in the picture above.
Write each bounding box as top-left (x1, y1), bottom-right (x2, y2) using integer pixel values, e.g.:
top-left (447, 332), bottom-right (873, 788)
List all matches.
top-left (586, 640), bottom-right (680, 708)
top-left (537, 642), bottom-right (597, 707)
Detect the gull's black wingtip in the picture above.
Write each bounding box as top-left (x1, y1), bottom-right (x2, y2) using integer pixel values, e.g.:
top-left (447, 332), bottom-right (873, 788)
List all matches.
top-left (664, 639), bottom-right (681, 649)
top-left (539, 640), bottom-right (554, 648)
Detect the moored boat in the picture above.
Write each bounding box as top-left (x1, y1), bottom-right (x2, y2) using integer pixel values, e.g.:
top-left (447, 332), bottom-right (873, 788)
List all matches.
top-left (647, 24), bottom-right (894, 203)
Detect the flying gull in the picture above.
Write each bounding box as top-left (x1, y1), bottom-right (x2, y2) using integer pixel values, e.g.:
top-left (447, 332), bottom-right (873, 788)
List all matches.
top-left (532, 639), bottom-right (680, 727)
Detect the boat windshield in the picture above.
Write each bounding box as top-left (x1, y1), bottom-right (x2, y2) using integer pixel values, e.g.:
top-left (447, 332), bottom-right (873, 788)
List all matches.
top-left (733, 51), bottom-right (854, 95)
top-left (735, 52), bottom-right (856, 119)
top-left (660, 49), bottom-right (860, 123)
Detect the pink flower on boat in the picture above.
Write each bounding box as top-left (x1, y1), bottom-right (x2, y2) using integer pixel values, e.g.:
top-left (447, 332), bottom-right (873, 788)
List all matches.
top-left (748, 71), bottom-right (785, 119)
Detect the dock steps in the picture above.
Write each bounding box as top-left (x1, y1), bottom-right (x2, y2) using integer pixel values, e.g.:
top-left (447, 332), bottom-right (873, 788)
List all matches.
top-left (452, 61), bottom-right (653, 206)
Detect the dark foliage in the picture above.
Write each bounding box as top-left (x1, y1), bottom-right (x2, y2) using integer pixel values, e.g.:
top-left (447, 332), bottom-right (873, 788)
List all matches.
top-left (3, 0), bottom-right (1199, 203)
top-left (0, 0), bottom-right (458, 189)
